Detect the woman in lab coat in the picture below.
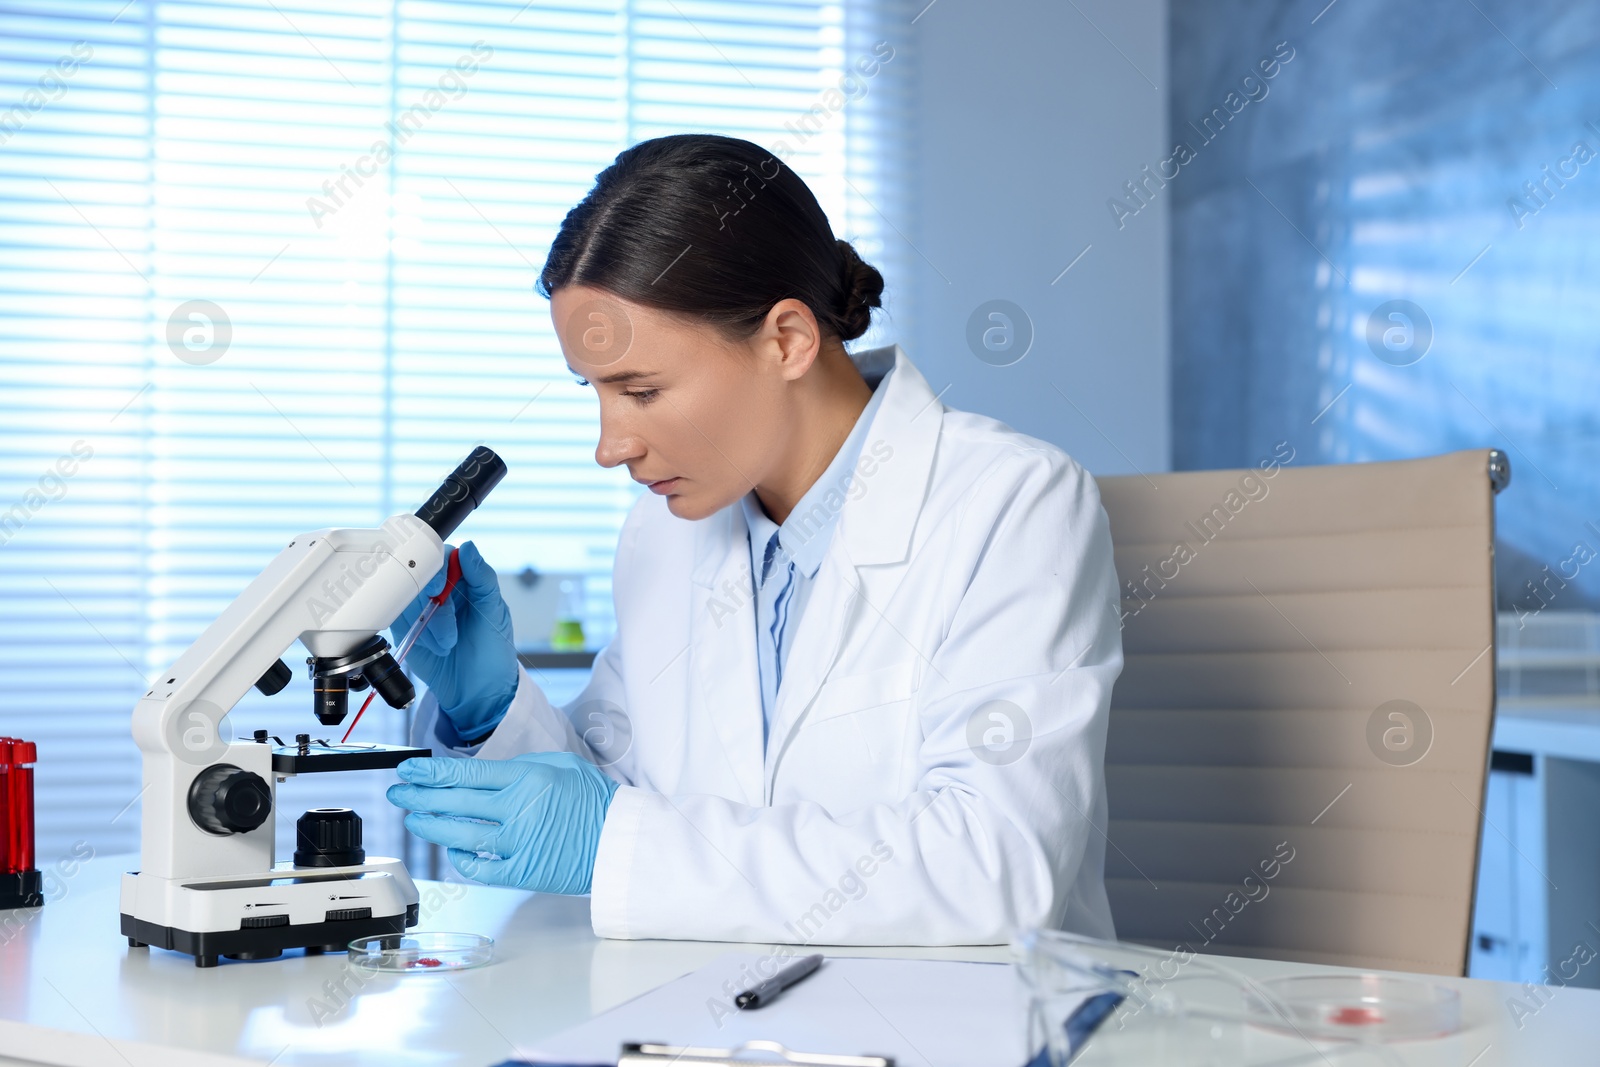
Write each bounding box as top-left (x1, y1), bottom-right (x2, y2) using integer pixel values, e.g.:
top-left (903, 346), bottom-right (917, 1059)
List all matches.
top-left (386, 133), bottom-right (1124, 946)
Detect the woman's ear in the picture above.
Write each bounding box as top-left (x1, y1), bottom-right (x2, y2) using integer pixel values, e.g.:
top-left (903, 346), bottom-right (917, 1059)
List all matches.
top-left (754, 298), bottom-right (823, 382)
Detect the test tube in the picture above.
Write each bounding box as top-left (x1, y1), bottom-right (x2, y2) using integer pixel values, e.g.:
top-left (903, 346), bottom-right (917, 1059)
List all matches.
top-left (10, 739), bottom-right (37, 874)
top-left (0, 739), bottom-right (11, 875)
top-left (0, 737), bottom-right (41, 907)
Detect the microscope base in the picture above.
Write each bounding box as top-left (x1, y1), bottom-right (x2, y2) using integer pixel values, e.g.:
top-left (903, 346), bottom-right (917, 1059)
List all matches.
top-left (121, 902), bottom-right (419, 968)
top-left (119, 858), bottom-right (422, 967)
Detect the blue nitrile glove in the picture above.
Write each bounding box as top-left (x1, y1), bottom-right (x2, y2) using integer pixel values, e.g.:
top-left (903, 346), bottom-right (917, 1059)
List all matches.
top-left (386, 752), bottom-right (619, 894)
top-left (390, 540), bottom-right (519, 741)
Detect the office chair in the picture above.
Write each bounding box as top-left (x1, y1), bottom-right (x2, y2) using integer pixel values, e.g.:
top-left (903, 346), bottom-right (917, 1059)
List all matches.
top-left (1095, 448), bottom-right (1509, 975)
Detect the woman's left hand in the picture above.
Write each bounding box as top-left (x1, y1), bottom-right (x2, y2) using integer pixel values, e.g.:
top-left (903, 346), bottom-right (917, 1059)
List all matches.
top-left (387, 752), bottom-right (620, 894)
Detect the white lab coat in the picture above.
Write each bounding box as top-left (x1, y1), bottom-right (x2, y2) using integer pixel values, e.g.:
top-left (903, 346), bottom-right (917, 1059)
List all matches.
top-left (415, 345), bottom-right (1123, 945)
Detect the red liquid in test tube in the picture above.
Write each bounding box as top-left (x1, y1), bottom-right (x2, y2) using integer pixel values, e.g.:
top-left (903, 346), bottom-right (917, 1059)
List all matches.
top-left (15, 740), bottom-right (36, 873)
top-left (1, 738), bottom-right (38, 876)
top-left (0, 739), bottom-right (11, 875)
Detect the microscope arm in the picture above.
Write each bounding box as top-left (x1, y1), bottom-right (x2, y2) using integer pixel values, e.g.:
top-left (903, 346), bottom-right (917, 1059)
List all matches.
top-left (130, 514), bottom-right (444, 760)
top-left (131, 446), bottom-right (507, 760)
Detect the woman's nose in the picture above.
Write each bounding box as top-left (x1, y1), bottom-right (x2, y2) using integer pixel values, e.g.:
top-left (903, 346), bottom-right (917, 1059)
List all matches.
top-left (595, 419), bottom-right (643, 470)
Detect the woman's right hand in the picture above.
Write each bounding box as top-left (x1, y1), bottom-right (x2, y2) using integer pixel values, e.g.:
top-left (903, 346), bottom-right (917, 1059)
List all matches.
top-left (390, 540), bottom-right (519, 741)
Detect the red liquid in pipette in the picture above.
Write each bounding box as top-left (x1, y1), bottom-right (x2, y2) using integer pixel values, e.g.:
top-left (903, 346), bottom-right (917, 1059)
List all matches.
top-left (342, 548), bottom-right (461, 745)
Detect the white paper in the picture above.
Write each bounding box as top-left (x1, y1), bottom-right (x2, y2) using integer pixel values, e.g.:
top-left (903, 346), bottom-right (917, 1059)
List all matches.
top-left (526, 952), bottom-right (1033, 1067)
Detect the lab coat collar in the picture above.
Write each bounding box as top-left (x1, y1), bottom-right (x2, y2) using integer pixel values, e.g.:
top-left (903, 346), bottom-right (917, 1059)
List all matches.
top-left (683, 344), bottom-right (943, 805)
top-left (759, 345), bottom-right (941, 782)
top-left (691, 344), bottom-right (941, 586)
top-left (751, 353), bottom-right (898, 584)
top-left (836, 344), bottom-right (941, 567)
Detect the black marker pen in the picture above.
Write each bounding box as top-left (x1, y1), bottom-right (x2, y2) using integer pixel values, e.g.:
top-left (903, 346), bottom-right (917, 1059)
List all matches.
top-left (734, 954), bottom-right (824, 1010)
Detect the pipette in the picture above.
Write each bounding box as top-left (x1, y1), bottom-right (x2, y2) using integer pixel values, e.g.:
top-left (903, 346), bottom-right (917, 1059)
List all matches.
top-left (341, 546), bottom-right (462, 744)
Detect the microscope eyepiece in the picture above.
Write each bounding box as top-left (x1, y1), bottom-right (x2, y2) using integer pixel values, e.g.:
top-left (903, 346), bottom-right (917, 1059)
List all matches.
top-left (415, 446), bottom-right (507, 541)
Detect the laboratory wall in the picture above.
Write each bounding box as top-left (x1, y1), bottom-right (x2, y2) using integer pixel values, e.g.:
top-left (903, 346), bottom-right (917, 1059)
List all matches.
top-left (1167, 0), bottom-right (1600, 612)
top-left (908, 0), bottom-right (1170, 476)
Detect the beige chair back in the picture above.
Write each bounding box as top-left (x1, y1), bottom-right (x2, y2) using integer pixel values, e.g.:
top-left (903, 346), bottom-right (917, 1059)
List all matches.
top-left (1096, 448), bottom-right (1506, 975)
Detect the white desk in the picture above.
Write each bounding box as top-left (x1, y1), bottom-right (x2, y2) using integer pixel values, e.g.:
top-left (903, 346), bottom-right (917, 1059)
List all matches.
top-left (1, 853), bottom-right (1596, 1067)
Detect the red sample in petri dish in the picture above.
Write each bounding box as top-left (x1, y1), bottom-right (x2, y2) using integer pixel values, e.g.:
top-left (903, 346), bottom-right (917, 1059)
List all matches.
top-left (347, 933), bottom-right (494, 973)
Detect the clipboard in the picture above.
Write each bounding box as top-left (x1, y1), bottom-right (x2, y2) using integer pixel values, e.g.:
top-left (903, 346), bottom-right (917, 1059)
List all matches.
top-left (619, 1040), bottom-right (889, 1066)
top-left (502, 952), bottom-right (1122, 1067)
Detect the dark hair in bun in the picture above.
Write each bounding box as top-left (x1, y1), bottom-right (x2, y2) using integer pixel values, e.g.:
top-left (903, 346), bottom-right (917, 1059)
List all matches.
top-left (835, 239), bottom-right (884, 342)
top-left (540, 134), bottom-right (884, 343)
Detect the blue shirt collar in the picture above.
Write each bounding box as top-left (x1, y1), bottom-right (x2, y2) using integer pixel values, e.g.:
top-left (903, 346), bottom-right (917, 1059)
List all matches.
top-left (741, 363), bottom-right (895, 583)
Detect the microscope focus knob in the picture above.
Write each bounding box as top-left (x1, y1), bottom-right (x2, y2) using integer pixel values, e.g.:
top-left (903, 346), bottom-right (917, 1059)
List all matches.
top-left (187, 764), bottom-right (272, 836)
top-left (254, 658), bottom-right (293, 696)
top-left (294, 807), bottom-right (365, 868)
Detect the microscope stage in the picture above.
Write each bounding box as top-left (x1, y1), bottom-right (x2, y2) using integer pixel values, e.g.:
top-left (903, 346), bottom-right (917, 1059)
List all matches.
top-left (269, 742), bottom-right (431, 774)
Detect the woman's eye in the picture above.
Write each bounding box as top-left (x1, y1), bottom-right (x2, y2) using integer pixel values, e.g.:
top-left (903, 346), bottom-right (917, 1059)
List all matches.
top-left (623, 388), bottom-right (660, 404)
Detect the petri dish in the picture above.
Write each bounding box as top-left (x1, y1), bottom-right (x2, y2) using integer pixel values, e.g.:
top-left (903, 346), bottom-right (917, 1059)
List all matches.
top-left (347, 932), bottom-right (494, 973)
top-left (1244, 973), bottom-right (1462, 1042)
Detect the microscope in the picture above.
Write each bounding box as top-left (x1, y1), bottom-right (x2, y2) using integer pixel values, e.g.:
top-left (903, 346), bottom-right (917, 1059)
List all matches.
top-left (120, 447), bottom-right (507, 967)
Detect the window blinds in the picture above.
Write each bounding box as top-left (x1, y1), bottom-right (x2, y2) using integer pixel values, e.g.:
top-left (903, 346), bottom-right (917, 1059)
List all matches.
top-left (0, 0), bottom-right (913, 864)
